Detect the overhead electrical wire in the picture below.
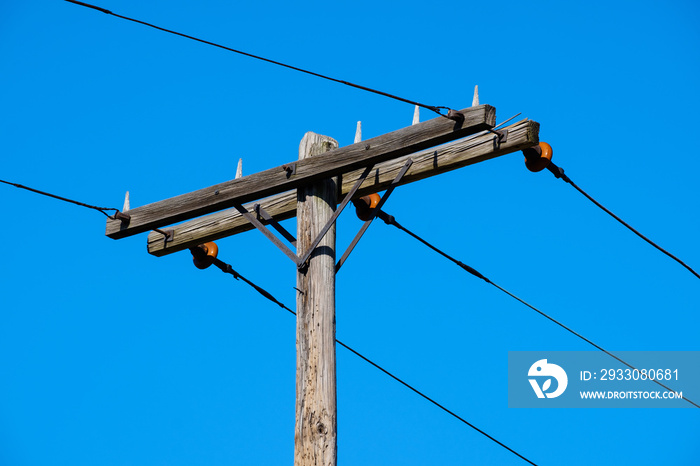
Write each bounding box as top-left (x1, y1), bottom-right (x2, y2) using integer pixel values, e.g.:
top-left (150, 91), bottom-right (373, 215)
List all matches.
top-left (64, 0), bottom-right (453, 118)
top-left (0, 178), bottom-right (172, 237)
top-left (0, 178), bottom-right (120, 218)
top-left (207, 256), bottom-right (538, 466)
top-left (374, 210), bottom-right (699, 409)
top-left (545, 162), bottom-right (700, 280)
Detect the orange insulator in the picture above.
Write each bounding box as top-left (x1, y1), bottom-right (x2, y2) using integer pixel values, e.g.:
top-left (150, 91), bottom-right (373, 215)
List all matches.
top-left (191, 241), bottom-right (219, 269)
top-left (354, 193), bottom-right (381, 221)
top-left (524, 142), bottom-right (553, 172)
top-left (366, 193), bottom-right (380, 209)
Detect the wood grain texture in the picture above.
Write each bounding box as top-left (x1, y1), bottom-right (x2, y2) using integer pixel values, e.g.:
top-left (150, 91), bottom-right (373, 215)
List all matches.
top-left (107, 105), bottom-right (495, 239)
top-left (147, 119), bottom-right (539, 256)
top-left (294, 132), bottom-right (337, 466)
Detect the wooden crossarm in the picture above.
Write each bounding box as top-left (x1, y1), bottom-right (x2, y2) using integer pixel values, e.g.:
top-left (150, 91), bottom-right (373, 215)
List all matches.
top-left (147, 119), bottom-right (539, 256)
top-left (106, 105), bottom-right (495, 239)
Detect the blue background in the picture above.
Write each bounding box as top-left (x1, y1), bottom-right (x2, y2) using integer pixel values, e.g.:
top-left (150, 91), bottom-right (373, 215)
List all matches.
top-left (1, 0), bottom-right (698, 464)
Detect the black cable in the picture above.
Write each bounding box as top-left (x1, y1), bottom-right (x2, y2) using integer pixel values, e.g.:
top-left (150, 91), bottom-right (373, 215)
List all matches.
top-left (546, 162), bottom-right (700, 280)
top-left (377, 210), bottom-right (700, 409)
top-left (208, 257), bottom-right (538, 465)
top-left (0, 178), bottom-right (119, 218)
top-left (64, 0), bottom-right (452, 118)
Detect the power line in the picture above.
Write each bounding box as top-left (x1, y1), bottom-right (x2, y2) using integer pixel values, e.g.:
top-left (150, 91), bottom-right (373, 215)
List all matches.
top-left (0, 178), bottom-right (120, 218)
top-left (545, 162), bottom-right (700, 280)
top-left (64, 0), bottom-right (454, 118)
top-left (205, 256), bottom-right (538, 465)
top-left (375, 210), bottom-right (700, 409)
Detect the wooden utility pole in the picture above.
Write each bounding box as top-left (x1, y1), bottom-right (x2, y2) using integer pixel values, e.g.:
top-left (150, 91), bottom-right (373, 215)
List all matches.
top-left (104, 102), bottom-right (540, 464)
top-left (295, 133), bottom-right (338, 465)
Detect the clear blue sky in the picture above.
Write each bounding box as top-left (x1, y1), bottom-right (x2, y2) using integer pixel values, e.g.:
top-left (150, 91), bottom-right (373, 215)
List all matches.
top-left (1, 1), bottom-right (699, 464)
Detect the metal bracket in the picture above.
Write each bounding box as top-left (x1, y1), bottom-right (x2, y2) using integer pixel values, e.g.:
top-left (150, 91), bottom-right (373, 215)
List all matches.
top-left (282, 163), bottom-right (297, 178)
top-left (488, 128), bottom-right (508, 144)
top-left (113, 211), bottom-right (131, 223)
top-left (255, 204), bottom-right (297, 247)
top-left (335, 158), bottom-right (413, 273)
top-left (446, 109), bottom-right (465, 123)
top-left (234, 163), bottom-right (375, 268)
top-left (296, 164), bottom-right (375, 269)
top-left (233, 202), bottom-right (301, 266)
top-left (152, 228), bottom-right (174, 243)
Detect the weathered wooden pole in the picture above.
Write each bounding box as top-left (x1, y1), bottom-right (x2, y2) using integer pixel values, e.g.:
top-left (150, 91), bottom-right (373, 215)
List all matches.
top-left (295, 132), bottom-right (339, 466)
